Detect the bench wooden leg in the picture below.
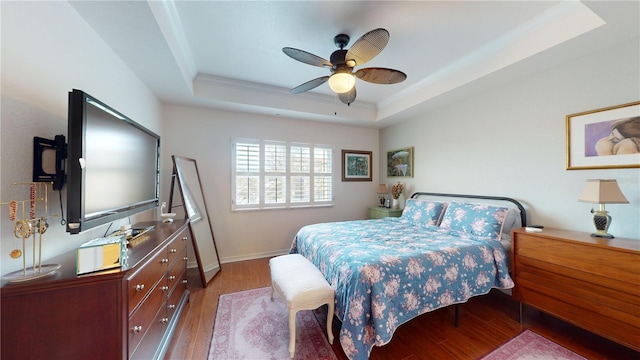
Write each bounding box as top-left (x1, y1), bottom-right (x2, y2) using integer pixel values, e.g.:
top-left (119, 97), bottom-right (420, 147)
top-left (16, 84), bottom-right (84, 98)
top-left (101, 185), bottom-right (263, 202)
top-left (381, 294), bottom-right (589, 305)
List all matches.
top-left (288, 309), bottom-right (296, 358)
top-left (326, 301), bottom-right (334, 344)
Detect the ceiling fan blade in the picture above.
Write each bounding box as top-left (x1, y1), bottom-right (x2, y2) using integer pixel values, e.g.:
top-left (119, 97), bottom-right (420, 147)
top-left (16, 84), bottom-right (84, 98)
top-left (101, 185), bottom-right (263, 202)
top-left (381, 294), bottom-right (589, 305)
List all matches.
top-left (338, 86), bottom-right (357, 106)
top-left (346, 28), bottom-right (389, 67)
top-left (283, 47), bottom-right (332, 68)
top-left (290, 76), bottom-right (330, 94)
top-left (355, 67), bottom-right (407, 84)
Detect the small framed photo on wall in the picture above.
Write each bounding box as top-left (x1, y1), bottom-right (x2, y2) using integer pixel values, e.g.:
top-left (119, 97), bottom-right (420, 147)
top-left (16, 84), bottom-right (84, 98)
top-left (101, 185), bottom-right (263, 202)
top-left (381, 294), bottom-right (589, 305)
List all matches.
top-left (566, 101), bottom-right (640, 170)
top-left (387, 147), bottom-right (414, 177)
top-left (342, 150), bottom-right (372, 181)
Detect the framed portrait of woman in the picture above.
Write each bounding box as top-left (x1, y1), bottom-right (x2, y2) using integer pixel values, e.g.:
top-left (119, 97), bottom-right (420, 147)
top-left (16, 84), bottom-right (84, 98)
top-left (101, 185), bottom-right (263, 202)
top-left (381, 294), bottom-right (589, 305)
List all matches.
top-left (566, 101), bottom-right (640, 170)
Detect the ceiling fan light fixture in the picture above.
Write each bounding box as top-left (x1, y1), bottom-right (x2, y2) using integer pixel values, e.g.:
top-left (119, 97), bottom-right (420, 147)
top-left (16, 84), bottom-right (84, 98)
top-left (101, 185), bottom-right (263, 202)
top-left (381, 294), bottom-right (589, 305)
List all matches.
top-left (328, 72), bottom-right (355, 93)
top-left (283, 28), bottom-right (405, 103)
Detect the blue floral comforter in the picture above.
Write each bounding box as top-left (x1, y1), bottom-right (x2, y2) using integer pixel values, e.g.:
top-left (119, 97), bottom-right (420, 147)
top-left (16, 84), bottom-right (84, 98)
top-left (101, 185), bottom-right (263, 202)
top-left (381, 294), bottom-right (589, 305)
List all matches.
top-left (290, 217), bottom-right (514, 360)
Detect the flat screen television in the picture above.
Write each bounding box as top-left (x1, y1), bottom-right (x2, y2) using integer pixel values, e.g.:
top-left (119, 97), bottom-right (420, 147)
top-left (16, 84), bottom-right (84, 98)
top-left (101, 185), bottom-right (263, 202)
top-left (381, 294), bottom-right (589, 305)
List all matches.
top-left (66, 89), bottom-right (160, 234)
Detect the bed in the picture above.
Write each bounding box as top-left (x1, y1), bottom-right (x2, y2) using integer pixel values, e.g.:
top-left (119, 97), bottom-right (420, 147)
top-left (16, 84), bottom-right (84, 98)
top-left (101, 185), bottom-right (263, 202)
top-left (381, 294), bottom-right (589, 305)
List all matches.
top-left (289, 192), bottom-right (527, 359)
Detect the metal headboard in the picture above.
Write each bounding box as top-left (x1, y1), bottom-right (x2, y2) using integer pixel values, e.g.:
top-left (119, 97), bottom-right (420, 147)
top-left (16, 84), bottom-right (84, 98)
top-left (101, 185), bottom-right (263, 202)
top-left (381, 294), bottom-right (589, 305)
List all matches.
top-left (410, 192), bottom-right (527, 227)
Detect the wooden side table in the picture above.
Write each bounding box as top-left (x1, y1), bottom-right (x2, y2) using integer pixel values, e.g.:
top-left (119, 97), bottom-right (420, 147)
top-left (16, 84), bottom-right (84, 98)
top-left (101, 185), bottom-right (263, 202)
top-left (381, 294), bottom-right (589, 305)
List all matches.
top-left (368, 206), bottom-right (403, 219)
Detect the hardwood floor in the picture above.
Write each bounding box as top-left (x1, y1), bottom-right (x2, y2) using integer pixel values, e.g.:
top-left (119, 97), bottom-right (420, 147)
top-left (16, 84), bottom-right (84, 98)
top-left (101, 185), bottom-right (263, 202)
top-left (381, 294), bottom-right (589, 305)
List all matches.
top-left (164, 258), bottom-right (638, 360)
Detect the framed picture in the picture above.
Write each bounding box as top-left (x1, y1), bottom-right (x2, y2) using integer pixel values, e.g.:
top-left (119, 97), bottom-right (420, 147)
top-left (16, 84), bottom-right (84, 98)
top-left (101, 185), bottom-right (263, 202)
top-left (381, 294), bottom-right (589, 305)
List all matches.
top-left (387, 147), bottom-right (414, 177)
top-left (566, 101), bottom-right (640, 170)
top-left (342, 150), bottom-right (372, 181)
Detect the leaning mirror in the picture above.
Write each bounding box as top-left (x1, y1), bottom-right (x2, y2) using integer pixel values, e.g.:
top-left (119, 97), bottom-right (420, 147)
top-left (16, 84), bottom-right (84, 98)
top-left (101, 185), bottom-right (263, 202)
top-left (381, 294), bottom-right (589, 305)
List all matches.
top-left (169, 155), bottom-right (221, 287)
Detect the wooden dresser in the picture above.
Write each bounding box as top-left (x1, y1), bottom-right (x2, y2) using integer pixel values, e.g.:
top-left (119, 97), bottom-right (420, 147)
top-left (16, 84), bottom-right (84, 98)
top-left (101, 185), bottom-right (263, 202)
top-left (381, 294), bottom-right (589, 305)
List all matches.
top-left (1, 220), bottom-right (190, 360)
top-left (511, 227), bottom-right (640, 351)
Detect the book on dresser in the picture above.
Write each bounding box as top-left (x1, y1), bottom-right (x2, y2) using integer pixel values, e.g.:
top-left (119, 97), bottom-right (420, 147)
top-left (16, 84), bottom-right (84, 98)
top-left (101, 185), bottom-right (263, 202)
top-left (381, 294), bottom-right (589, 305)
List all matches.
top-left (1, 220), bottom-right (191, 360)
top-left (511, 227), bottom-right (640, 352)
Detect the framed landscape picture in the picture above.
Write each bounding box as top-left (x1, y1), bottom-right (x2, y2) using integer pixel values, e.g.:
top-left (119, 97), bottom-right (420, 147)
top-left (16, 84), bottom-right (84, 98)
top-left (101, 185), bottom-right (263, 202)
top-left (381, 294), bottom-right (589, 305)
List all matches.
top-left (387, 147), bottom-right (414, 177)
top-left (342, 150), bottom-right (372, 181)
top-left (566, 101), bottom-right (640, 170)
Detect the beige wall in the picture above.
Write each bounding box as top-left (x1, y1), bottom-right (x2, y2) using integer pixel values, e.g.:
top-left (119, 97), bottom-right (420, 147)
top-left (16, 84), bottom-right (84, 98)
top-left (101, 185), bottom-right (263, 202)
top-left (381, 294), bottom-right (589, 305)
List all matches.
top-left (1, 1), bottom-right (163, 275)
top-left (380, 38), bottom-right (640, 239)
top-left (161, 105), bottom-right (379, 263)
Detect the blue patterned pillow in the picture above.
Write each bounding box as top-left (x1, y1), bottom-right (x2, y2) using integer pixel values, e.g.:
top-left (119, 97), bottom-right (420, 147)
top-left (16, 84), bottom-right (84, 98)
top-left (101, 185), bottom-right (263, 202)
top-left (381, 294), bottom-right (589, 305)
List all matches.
top-left (439, 201), bottom-right (511, 241)
top-left (400, 199), bottom-right (446, 227)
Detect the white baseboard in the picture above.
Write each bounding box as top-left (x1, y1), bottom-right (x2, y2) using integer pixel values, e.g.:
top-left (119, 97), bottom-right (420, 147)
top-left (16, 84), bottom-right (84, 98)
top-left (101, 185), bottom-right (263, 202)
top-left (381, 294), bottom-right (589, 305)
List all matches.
top-left (220, 249), bottom-right (289, 264)
top-left (185, 249), bottom-right (290, 270)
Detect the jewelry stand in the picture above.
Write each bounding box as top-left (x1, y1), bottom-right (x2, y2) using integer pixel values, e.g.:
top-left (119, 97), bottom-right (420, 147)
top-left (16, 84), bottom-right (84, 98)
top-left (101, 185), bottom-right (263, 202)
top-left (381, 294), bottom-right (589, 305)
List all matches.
top-left (1, 182), bottom-right (60, 283)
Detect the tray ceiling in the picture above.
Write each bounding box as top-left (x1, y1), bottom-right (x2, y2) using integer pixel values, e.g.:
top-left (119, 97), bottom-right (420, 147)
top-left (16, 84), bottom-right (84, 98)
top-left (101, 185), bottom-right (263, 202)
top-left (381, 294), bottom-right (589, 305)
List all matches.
top-left (69, 1), bottom-right (639, 128)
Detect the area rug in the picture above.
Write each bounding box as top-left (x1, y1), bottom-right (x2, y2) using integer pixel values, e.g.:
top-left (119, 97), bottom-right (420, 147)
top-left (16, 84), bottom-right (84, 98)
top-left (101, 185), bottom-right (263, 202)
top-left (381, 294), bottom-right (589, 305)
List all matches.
top-left (208, 287), bottom-right (337, 360)
top-left (481, 330), bottom-right (586, 360)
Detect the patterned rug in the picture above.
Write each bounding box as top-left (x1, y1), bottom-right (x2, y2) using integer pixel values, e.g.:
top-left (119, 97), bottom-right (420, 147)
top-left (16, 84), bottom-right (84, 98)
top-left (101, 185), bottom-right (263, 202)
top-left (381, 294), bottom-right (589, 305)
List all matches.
top-left (481, 330), bottom-right (587, 360)
top-left (208, 287), bottom-right (337, 360)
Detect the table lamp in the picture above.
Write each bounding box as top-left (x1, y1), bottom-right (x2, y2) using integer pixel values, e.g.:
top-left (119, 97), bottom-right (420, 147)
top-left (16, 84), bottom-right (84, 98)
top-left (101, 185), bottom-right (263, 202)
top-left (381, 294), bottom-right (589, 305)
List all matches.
top-left (578, 179), bottom-right (629, 239)
top-left (377, 184), bottom-right (388, 207)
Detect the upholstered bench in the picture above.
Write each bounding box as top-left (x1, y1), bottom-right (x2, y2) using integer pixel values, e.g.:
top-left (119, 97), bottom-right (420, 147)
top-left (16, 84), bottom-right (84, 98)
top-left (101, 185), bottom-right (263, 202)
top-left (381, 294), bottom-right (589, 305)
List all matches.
top-left (269, 254), bottom-right (335, 358)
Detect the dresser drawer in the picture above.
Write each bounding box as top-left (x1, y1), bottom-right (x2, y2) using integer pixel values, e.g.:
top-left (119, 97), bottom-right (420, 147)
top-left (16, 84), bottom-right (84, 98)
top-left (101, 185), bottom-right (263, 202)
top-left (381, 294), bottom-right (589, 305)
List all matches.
top-left (127, 250), bottom-right (168, 314)
top-left (130, 305), bottom-right (168, 360)
top-left (167, 270), bottom-right (187, 321)
top-left (167, 248), bottom-right (187, 292)
top-left (516, 259), bottom-right (639, 322)
top-left (128, 281), bottom-right (167, 357)
top-left (516, 284), bottom-right (640, 350)
top-left (514, 233), bottom-right (639, 289)
top-left (167, 230), bottom-right (188, 266)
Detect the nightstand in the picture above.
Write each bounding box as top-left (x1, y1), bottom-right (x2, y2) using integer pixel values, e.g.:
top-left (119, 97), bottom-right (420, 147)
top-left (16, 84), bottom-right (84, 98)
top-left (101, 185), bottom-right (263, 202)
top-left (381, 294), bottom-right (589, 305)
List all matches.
top-left (368, 206), bottom-right (403, 219)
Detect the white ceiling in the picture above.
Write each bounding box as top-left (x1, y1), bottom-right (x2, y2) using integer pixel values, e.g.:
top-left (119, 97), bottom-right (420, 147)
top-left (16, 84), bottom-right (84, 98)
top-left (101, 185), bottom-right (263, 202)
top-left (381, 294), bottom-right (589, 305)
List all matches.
top-left (69, 1), bottom-right (639, 128)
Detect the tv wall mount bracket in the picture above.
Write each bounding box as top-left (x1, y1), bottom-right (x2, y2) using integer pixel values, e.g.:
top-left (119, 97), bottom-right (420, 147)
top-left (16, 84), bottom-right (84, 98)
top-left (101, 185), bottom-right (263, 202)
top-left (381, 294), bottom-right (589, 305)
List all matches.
top-left (33, 135), bottom-right (66, 191)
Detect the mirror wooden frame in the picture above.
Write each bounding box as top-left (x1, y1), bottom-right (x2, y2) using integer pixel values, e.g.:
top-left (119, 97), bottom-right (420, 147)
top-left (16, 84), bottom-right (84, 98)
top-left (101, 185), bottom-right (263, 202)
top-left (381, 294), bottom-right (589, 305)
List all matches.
top-left (169, 155), bottom-right (221, 287)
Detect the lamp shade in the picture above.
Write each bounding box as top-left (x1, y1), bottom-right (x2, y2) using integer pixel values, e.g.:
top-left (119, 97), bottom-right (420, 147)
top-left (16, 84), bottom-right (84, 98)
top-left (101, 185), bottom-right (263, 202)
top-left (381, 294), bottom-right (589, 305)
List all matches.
top-left (578, 179), bottom-right (629, 204)
top-left (328, 72), bottom-right (355, 93)
top-left (377, 184), bottom-right (388, 194)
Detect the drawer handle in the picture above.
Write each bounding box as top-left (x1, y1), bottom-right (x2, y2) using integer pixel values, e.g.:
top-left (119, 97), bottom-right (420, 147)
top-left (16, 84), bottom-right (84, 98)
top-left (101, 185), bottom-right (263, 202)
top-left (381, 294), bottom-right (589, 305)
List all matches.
top-left (135, 284), bottom-right (145, 292)
top-left (182, 236), bottom-right (188, 241)
top-left (161, 317), bottom-right (169, 323)
top-left (168, 304), bottom-right (176, 309)
top-left (182, 279), bottom-right (188, 284)
top-left (133, 325), bottom-right (143, 333)
top-left (183, 256), bottom-right (188, 261)
top-left (162, 286), bottom-right (169, 292)
top-left (161, 258), bottom-right (169, 264)
top-left (169, 275), bottom-right (176, 280)
top-left (170, 248), bottom-right (177, 254)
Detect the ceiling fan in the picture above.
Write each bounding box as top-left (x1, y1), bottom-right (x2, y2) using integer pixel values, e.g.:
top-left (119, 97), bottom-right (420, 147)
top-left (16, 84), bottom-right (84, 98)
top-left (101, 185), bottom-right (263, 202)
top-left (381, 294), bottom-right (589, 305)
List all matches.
top-left (283, 28), bottom-right (407, 106)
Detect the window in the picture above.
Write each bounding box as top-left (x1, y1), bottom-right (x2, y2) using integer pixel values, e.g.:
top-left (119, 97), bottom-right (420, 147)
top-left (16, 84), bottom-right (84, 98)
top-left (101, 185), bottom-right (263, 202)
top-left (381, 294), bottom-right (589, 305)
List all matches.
top-left (232, 139), bottom-right (333, 210)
